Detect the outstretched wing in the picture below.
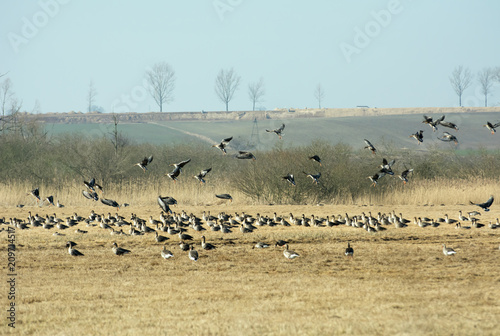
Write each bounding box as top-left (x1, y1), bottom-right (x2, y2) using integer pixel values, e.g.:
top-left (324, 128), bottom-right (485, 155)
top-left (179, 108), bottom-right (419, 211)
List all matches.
top-left (436, 115), bottom-right (445, 123)
top-left (278, 123), bottom-right (285, 132)
top-left (222, 136), bottom-right (233, 144)
top-left (177, 158), bottom-right (191, 168)
top-left (422, 115), bottom-right (432, 124)
top-left (479, 195), bottom-right (494, 208)
top-left (364, 139), bottom-right (374, 147)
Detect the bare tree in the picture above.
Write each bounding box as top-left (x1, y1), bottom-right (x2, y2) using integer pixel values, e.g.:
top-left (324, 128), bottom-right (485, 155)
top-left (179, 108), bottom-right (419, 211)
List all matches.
top-left (215, 68), bottom-right (241, 111)
top-left (477, 68), bottom-right (495, 107)
top-left (449, 65), bottom-right (473, 106)
top-left (1, 78), bottom-right (14, 133)
top-left (146, 62), bottom-right (176, 112)
top-left (314, 83), bottom-right (325, 108)
top-left (248, 77), bottom-right (265, 111)
top-left (87, 80), bottom-right (97, 112)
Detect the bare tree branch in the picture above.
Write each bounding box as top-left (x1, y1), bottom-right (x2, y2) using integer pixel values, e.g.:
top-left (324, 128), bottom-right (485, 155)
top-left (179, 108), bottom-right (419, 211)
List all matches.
top-left (248, 77), bottom-right (265, 111)
top-left (449, 65), bottom-right (473, 106)
top-left (87, 80), bottom-right (97, 112)
top-left (314, 83), bottom-right (325, 108)
top-left (146, 62), bottom-right (176, 112)
top-left (215, 68), bottom-right (241, 111)
top-left (477, 67), bottom-right (495, 107)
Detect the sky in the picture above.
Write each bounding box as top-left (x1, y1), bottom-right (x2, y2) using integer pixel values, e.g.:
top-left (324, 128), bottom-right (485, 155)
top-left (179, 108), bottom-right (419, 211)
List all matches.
top-left (1, 0), bottom-right (500, 113)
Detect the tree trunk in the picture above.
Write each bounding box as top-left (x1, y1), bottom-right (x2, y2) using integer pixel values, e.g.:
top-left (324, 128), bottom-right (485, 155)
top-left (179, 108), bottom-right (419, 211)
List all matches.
top-left (225, 101), bottom-right (229, 112)
top-left (485, 95), bottom-right (488, 107)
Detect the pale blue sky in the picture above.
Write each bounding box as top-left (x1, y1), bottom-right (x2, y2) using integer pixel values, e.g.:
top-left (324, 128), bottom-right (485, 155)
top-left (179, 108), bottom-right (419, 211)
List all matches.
top-left (1, 1), bottom-right (499, 113)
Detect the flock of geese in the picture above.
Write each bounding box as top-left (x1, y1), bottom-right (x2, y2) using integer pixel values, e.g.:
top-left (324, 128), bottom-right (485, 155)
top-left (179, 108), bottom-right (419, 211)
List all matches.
top-left (13, 115), bottom-right (500, 261)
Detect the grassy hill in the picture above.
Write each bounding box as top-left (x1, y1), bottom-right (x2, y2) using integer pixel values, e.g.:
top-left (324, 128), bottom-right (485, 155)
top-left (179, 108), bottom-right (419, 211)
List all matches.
top-left (44, 111), bottom-right (500, 152)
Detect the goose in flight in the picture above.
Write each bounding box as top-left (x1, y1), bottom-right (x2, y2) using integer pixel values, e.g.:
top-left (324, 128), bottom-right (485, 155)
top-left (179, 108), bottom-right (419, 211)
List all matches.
top-left (215, 194), bottom-right (233, 202)
top-left (379, 158), bottom-right (395, 176)
top-left (194, 168), bottom-right (212, 184)
top-left (364, 139), bottom-right (376, 154)
top-left (283, 173), bottom-right (296, 186)
top-left (157, 196), bottom-right (173, 213)
top-left (439, 121), bottom-right (459, 131)
top-left (470, 195), bottom-right (494, 212)
top-left (438, 132), bottom-right (458, 144)
top-left (135, 155), bottom-right (153, 172)
top-left (422, 115), bottom-right (444, 132)
top-left (101, 198), bottom-right (120, 209)
top-left (236, 151), bottom-right (256, 160)
top-left (410, 130), bottom-right (424, 144)
top-left (166, 166), bottom-right (181, 182)
top-left (170, 158), bottom-right (191, 171)
top-left (212, 137), bottom-right (233, 154)
top-left (484, 121), bottom-right (500, 134)
top-left (82, 190), bottom-right (98, 201)
top-left (368, 172), bottom-right (384, 187)
top-left (266, 123), bottom-right (285, 139)
top-left (303, 171), bottom-right (321, 184)
top-left (399, 168), bottom-right (413, 184)
top-left (28, 188), bottom-right (40, 201)
top-left (308, 155), bottom-right (322, 166)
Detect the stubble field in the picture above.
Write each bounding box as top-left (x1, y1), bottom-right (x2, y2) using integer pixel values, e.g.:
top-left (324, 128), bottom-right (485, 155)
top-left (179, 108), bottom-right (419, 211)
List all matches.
top-left (1, 201), bottom-right (499, 336)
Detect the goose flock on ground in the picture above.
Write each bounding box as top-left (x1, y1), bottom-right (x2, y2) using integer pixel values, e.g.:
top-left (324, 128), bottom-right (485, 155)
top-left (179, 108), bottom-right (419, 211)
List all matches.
top-left (9, 115), bottom-right (500, 259)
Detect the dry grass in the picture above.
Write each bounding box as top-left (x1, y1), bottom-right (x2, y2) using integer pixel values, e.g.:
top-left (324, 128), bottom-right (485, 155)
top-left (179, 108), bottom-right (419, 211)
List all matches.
top-left (1, 202), bottom-right (499, 335)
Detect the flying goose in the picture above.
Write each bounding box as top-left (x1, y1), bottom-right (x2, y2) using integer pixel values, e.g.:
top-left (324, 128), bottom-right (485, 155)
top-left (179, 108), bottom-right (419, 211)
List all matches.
top-left (308, 155), bottom-right (322, 166)
top-left (363, 139), bottom-right (376, 154)
top-left (283, 173), bottom-right (296, 186)
top-left (470, 195), bottom-right (494, 212)
top-left (266, 123), bottom-right (285, 139)
top-left (410, 130), bottom-right (424, 144)
top-left (101, 198), bottom-right (120, 209)
top-left (236, 151), bottom-right (256, 160)
top-left (215, 194), bottom-right (233, 202)
top-left (438, 132), bottom-right (458, 144)
top-left (303, 171), bottom-right (321, 184)
top-left (399, 168), bottom-right (413, 184)
top-left (422, 115), bottom-right (444, 132)
top-left (135, 155), bottom-right (153, 172)
top-left (212, 136), bottom-right (233, 154)
top-left (440, 121), bottom-right (459, 131)
top-left (170, 158), bottom-right (191, 171)
top-left (194, 168), bottom-right (212, 184)
top-left (484, 121), bottom-right (500, 134)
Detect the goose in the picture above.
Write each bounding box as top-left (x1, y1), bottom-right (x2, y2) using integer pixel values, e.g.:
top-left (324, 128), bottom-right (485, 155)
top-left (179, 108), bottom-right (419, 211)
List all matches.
top-left (189, 245), bottom-right (199, 261)
top-left (364, 139), bottom-right (376, 154)
top-left (215, 194), bottom-right (233, 202)
top-left (165, 166), bottom-right (181, 182)
top-left (212, 136), bottom-right (233, 154)
top-left (44, 196), bottom-right (55, 206)
top-left (440, 121), bottom-right (459, 131)
top-left (438, 132), bottom-right (458, 144)
top-left (28, 187), bottom-right (41, 201)
top-left (236, 151), bottom-right (256, 160)
top-left (170, 158), bottom-right (191, 171)
top-left (240, 224), bottom-right (252, 233)
top-left (179, 240), bottom-right (190, 251)
top-left (442, 244), bottom-right (456, 256)
top-left (66, 242), bottom-right (84, 256)
top-left (252, 242), bottom-right (270, 249)
top-left (157, 196), bottom-right (173, 214)
top-left (483, 121), bottom-right (500, 134)
top-left (155, 231), bottom-right (168, 243)
top-left (458, 211), bottom-right (468, 221)
top-left (422, 115), bottom-right (444, 132)
top-left (470, 195), bottom-right (494, 212)
top-left (275, 240), bottom-right (289, 248)
top-left (112, 242), bottom-right (131, 256)
top-left (368, 172), bottom-right (384, 187)
top-left (101, 198), bottom-right (120, 209)
top-left (178, 231), bottom-right (193, 241)
top-left (345, 242), bottom-right (354, 257)
top-left (266, 123), bottom-right (285, 139)
top-left (399, 168), bottom-right (413, 184)
top-left (201, 236), bottom-right (216, 250)
top-left (303, 171), bottom-right (321, 184)
top-left (410, 130), bottom-right (424, 144)
top-left (283, 173), bottom-right (296, 186)
top-left (308, 155), bottom-right (322, 166)
top-left (194, 168), bottom-right (212, 184)
top-left (161, 245), bottom-right (174, 259)
top-left (135, 155), bottom-right (153, 172)
top-left (283, 244), bottom-right (300, 259)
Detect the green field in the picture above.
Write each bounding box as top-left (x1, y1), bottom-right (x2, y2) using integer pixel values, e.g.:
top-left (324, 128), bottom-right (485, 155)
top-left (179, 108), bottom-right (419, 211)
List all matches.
top-left (44, 112), bottom-right (500, 151)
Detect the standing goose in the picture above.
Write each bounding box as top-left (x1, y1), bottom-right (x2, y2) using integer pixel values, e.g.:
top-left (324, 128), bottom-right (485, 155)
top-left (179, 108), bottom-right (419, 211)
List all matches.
top-left (442, 244), bottom-right (456, 256)
top-left (266, 123), bottom-right (285, 139)
top-left (189, 245), bottom-right (199, 261)
top-left (66, 242), bottom-right (84, 256)
top-left (212, 136), bottom-right (233, 154)
top-left (345, 242), bottom-right (354, 257)
top-left (283, 244), bottom-right (300, 259)
top-left (135, 155), bottom-right (153, 172)
top-left (112, 242), bottom-right (131, 256)
top-left (161, 245), bottom-right (174, 259)
top-left (201, 235), bottom-right (216, 250)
